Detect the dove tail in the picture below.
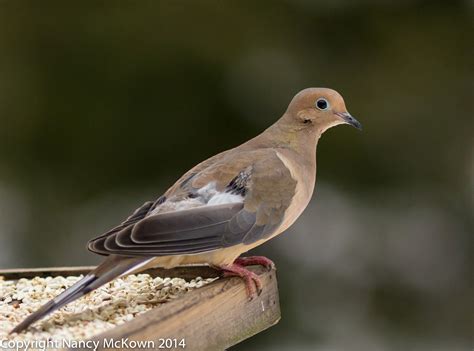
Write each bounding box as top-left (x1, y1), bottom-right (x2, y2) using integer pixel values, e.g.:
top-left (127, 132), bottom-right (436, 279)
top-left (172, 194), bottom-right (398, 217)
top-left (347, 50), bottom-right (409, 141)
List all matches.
top-left (10, 255), bottom-right (152, 334)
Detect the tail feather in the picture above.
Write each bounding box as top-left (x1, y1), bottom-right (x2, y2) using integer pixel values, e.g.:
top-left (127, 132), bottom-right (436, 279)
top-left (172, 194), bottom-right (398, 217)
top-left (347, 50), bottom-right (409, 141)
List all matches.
top-left (10, 255), bottom-right (151, 334)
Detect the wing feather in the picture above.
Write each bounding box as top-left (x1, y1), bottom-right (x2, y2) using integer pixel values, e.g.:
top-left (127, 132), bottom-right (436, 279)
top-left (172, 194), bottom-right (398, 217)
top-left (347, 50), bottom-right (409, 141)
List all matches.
top-left (87, 150), bottom-right (297, 257)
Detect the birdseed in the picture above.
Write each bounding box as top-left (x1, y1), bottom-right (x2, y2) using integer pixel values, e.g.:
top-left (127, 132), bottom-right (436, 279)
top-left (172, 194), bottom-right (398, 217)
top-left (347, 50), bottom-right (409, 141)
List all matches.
top-left (0, 273), bottom-right (217, 343)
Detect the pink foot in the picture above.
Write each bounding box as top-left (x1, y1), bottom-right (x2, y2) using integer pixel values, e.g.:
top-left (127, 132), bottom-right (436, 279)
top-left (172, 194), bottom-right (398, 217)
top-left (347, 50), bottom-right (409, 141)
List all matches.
top-left (220, 263), bottom-right (263, 300)
top-left (234, 256), bottom-right (275, 270)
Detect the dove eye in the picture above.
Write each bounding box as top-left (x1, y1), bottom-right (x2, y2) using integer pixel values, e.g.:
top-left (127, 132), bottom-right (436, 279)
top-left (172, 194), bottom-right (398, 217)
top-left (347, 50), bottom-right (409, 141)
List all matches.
top-left (316, 98), bottom-right (329, 110)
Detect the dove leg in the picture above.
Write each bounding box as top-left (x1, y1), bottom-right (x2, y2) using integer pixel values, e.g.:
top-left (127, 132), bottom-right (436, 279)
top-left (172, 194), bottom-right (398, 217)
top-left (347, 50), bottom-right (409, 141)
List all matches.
top-left (220, 263), bottom-right (262, 299)
top-left (235, 256), bottom-right (275, 270)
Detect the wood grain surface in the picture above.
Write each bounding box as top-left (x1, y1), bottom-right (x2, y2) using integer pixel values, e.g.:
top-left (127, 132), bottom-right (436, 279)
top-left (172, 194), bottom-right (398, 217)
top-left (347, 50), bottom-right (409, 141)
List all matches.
top-left (1, 265), bottom-right (281, 350)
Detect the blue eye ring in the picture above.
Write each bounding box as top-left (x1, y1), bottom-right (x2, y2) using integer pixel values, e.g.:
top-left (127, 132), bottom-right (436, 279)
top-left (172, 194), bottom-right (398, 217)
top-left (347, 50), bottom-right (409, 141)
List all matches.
top-left (316, 98), bottom-right (329, 110)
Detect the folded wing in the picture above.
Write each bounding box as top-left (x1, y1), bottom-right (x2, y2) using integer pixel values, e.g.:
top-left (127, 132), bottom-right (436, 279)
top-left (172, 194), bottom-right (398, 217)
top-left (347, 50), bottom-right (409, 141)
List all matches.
top-left (88, 150), bottom-right (297, 256)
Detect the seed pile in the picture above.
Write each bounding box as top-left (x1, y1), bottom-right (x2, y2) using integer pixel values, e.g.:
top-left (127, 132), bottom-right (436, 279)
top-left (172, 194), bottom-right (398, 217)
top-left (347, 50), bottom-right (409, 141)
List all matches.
top-left (0, 273), bottom-right (217, 342)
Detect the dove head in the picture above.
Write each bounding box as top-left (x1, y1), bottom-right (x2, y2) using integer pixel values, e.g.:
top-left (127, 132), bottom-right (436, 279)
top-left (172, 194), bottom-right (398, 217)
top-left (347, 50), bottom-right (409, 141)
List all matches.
top-left (284, 87), bottom-right (362, 134)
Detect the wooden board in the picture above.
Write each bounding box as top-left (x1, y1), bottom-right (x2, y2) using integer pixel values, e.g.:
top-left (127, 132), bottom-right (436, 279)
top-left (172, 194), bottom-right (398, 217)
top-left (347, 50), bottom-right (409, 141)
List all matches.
top-left (0, 265), bottom-right (281, 350)
top-left (0, 265), bottom-right (220, 280)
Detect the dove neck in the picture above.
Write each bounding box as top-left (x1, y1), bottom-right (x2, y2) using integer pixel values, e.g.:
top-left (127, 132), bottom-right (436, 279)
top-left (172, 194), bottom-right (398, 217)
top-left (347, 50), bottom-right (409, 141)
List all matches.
top-left (251, 118), bottom-right (320, 160)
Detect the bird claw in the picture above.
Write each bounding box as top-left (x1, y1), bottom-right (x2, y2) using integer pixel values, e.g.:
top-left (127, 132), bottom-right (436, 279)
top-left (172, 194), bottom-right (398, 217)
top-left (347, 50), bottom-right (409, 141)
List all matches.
top-left (221, 263), bottom-right (263, 300)
top-left (220, 256), bottom-right (274, 299)
top-left (234, 256), bottom-right (275, 271)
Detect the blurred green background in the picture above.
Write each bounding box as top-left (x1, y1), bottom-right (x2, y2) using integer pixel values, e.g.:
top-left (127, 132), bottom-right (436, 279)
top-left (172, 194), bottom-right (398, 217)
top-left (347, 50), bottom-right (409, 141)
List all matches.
top-left (0, 0), bottom-right (472, 350)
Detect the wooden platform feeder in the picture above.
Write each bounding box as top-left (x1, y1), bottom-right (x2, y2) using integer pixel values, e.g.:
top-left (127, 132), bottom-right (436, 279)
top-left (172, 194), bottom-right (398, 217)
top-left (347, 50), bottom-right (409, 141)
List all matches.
top-left (0, 265), bottom-right (281, 350)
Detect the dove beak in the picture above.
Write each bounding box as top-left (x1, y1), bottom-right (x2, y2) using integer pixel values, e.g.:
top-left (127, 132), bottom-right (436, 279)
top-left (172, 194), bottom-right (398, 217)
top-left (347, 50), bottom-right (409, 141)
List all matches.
top-left (335, 112), bottom-right (362, 130)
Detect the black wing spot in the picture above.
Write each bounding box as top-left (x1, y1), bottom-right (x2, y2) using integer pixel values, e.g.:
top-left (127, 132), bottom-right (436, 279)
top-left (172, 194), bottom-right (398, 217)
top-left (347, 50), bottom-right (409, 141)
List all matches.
top-left (227, 167), bottom-right (252, 196)
top-left (180, 173), bottom-right (196, 188)
top-left (149, 196), bottom-right (167, 212)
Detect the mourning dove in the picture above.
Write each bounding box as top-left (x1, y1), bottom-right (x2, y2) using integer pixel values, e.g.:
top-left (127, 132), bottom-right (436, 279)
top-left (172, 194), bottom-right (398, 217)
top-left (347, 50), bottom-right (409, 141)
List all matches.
top-left (11, 87), bottom-right (361, 334)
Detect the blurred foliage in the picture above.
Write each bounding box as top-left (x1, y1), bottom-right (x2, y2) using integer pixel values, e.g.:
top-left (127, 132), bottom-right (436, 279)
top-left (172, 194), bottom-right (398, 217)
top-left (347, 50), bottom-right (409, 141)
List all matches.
top-left (0, 0), bottom-right (472, 350)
